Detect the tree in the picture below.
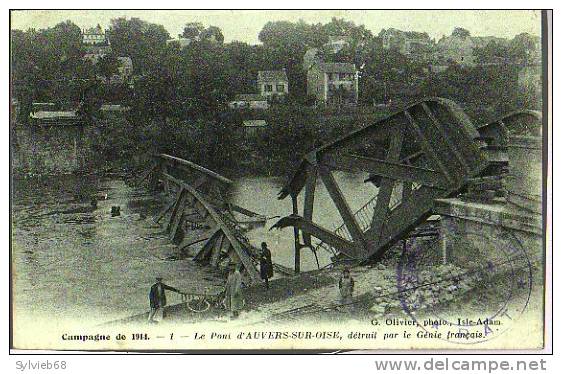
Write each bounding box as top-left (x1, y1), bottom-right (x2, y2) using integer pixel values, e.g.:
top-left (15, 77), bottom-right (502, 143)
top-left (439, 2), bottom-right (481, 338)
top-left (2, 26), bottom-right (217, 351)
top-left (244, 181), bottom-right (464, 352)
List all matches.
top-left (200, 26), bottom-right (224, 44)
top-left (108, 17), bottom-right (170, 74)
top-left (472, 33), bottom-right (540, 65)
top-left (97, 54), bottom-right (120, 82)
top-left (77, 81), bottom-right (104, 121)
top-left (473, 40), bottom-right (509, 64)
top-left (323, 17), bottom-right (372, 46)
top-left (182, 22), bottom-right (204, 39)
top-left (180, 41), bottom-right (234, 114)
top-left (224, 41), bottom-right (264, 95)
top-left (11, 21), bottom-right (88, 107)
top-left (509, 33), bottom-right (540, 64)
top-left (452, 27), bottom-right (471, 39)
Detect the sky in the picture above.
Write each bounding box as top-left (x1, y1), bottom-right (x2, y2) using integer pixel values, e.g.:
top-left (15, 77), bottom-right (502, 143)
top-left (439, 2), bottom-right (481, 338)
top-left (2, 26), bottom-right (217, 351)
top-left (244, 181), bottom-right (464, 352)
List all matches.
top-left (10, 10), bottom-right (542, 44)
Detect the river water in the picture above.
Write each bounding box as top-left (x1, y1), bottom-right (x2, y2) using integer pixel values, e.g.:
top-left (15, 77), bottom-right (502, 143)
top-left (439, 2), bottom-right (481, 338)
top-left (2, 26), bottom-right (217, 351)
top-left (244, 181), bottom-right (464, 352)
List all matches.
top-left (12, 172), bottom-right (375, 324)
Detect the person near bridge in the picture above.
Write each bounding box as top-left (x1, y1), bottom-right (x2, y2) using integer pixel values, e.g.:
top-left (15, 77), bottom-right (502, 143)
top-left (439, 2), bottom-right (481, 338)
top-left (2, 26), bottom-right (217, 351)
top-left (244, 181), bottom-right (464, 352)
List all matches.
top-left (338, 267), bottom-right (355, 309)
top-left (148, 277), bottom-right (184, 323)
top-left (260, 242), bottom-right (273, 289)
top-left (224, 266), bottom-right (244, 319)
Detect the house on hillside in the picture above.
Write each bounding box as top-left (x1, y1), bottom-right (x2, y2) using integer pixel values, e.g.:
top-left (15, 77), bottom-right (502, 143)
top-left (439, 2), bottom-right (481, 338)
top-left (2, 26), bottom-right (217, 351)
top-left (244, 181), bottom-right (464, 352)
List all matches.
top-left (257, 70), bottom-right (289, 101)
top-left (229, 94), bottom-right (269, 110)
top-left (82, 24), bottom-right (108, 45)
top-left (307, 62), bottom-right (358, 105)
top-left (435, 34), bottom-right (508, 66)
top-left (379, 28), bottom-right (433, 59)
top-left (324, 35), bottom-right (350, 54)
top-left (82, 24), bottom-right (111, 54)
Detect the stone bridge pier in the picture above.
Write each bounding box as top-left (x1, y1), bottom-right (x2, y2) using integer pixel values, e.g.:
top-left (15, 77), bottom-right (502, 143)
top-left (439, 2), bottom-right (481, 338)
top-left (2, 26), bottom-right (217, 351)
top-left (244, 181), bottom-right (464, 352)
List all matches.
top-left (434, 110), bottom-right (543, 269)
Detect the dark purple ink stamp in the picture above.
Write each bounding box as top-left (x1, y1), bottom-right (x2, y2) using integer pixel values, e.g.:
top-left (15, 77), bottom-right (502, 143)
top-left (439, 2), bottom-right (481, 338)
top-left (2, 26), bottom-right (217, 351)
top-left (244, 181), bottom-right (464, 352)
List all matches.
top-left (395, 228), bottom-right (533, 344)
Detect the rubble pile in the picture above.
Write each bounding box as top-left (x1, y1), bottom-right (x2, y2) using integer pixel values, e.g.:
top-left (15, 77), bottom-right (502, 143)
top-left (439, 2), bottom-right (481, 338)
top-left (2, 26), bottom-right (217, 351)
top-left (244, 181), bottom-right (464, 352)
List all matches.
top-left (369, 263), bottom-right (485, 317)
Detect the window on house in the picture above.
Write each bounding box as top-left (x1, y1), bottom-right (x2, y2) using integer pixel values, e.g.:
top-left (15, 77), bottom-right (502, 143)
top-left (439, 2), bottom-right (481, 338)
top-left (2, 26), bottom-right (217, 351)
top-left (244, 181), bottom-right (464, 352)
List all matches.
top-left (276, 84), bottom-right (285, 92)
top-left (264, 84), bottom-right (273, 92)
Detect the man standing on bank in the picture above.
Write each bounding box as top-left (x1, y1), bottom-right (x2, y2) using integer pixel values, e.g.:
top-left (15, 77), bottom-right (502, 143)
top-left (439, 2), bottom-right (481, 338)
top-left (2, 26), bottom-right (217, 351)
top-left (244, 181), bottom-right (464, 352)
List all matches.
top-left (260, 242), bottom-right (273, 289)
top-left (224, 265), bottom-right (244, 319)
top-left (338, 267), bottom-right (355, 309)
top-left (148, 277), bottom-right (184, 323)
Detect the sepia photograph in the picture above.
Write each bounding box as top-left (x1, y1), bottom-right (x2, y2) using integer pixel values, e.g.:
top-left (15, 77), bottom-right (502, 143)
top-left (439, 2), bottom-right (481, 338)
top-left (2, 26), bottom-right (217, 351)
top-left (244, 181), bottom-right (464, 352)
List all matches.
top-left (9, 9), bottom-right (550, 353)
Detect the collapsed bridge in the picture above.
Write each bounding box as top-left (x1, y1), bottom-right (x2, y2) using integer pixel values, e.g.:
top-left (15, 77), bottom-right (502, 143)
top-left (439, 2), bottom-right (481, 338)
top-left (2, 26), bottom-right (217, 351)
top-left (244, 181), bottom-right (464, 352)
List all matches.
top-left (142, 153), bottom-right (298, 284)
top-left (142, 154), bottom-right (273, 284)
top-left (272, 97), bottom-right (540, 270)
top-left (140, 97), bottom-right (541, 281)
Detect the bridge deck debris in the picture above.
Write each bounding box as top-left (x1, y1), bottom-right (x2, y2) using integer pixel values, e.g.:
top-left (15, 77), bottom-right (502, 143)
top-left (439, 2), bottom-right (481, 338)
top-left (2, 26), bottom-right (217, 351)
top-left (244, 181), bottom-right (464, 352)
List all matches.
top-left (142, 154), bottom-right (266, 284)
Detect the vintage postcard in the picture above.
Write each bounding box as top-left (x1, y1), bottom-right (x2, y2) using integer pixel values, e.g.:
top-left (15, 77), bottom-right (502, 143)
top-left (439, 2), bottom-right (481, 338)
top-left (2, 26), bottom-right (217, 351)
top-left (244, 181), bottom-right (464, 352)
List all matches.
top-left (10, 9), bottom-right (550, 351)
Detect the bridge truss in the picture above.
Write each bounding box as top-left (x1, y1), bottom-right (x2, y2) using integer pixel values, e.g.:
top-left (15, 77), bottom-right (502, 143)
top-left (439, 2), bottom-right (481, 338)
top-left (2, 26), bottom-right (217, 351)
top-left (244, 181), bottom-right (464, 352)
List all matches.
top-left (273, 97), bottom-right (498, 269)
top-left (146, 154), bottom-right (265, 284)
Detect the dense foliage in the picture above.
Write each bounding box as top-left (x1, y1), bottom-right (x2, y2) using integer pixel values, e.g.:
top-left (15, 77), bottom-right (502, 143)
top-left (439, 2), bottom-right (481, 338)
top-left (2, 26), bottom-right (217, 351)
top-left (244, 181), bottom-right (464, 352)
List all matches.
top-left (11, 17), bottom-right (542, 176)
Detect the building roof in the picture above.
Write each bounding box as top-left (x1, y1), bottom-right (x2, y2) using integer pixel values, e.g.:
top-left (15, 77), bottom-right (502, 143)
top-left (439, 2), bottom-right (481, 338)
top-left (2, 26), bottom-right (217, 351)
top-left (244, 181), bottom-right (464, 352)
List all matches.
top-left (100, 104), bottom-right (130, 112)
top-left (316, 62), bottom-right (357, 73)
top-left (30, 111), bottom-right (78, 120)
top-left (29, 111), bottom-right (83, 126)
top-left (233, 94), bottom-right (267, 102)
top-left (437, 35), bottom-right (508, 50)
top-left (242, 120), bottom-right (268, 128)
top-left (166, 38), bottom-right (193, 48)
top-left (380, 28), bottom-right (430, 41)
top-left (257, 70), bottom-right (288, 82)
top-left (31, 102), bottom-right (56, 111)
top-left (83, 25), bottom-right (105, 35)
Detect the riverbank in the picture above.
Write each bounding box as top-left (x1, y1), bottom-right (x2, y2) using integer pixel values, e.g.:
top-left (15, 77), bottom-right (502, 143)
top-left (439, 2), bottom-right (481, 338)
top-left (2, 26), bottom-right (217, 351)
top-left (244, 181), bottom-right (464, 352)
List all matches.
top-left (108, 244), bottom-right (544, 333)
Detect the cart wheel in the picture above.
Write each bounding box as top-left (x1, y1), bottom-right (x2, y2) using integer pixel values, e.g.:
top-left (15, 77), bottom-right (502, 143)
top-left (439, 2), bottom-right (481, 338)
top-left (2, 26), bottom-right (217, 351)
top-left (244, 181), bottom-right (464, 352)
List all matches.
top-left (187, 297), bottom-right (211, 313)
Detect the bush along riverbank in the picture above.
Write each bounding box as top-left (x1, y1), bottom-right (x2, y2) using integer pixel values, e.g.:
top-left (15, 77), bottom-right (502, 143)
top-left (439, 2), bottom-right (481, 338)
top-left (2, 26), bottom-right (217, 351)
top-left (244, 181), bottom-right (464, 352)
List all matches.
top-left (12, 98), bottom-right (538, 179)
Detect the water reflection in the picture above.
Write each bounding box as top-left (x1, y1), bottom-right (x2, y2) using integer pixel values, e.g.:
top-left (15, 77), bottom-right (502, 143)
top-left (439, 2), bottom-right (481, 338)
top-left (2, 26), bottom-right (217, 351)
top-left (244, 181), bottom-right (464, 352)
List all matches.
top-left (231, 171), bottom-right (376, 271)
